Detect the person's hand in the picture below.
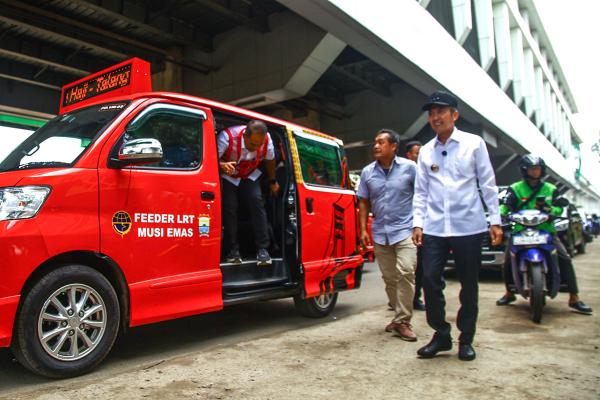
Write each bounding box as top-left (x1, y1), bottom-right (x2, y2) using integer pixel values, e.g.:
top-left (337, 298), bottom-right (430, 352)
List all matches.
top-left (412, 227), bottom-right (423, 247)
top-left (219, 161), bottom-right (237, 175)
top-left (360, 230), bottom-right (371, 248)
top-left (490, 224), bottom-right (503, 246)
top-left (269, 181), bottom-right (280, 196)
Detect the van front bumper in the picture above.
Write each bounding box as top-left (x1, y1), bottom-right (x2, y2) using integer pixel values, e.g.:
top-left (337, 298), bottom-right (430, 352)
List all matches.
top-left (0, 295), bottom-right (20, 347)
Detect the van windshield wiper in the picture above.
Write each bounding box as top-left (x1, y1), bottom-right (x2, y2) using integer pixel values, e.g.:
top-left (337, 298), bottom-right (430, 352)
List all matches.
top-left (15, 161), bottom-right (72, 170)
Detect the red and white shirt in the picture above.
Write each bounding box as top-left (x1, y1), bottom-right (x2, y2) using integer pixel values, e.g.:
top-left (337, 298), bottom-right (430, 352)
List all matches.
top-left (217, 125), bottom-right (275, 186)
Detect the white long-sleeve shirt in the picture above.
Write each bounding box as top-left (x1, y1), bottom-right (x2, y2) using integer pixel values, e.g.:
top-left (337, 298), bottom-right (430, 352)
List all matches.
top-left (413, 128), bottom-right (500, 236)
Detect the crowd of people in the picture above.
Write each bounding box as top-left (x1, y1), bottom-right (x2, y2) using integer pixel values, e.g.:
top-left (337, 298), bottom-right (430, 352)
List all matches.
top-left (357, 90), bottom-right (592, 361)
top-left (215, 90), bottom-right (593, 362)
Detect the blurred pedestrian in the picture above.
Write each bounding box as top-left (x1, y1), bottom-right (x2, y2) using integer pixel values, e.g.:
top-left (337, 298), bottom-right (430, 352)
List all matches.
top-left (412, 91), bottom-right (502, 361)
top-left (405, 140), bottom-right (426, 312)
top-left (358, 129), bottom-right (418, 341)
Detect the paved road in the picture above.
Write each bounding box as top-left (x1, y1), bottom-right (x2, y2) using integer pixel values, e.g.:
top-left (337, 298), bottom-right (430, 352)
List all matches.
top-left (0, 262), bottom-right (391, 393)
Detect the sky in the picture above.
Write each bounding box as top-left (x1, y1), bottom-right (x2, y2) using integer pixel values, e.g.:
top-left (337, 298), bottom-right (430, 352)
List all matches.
top-left (534, 0), bottom-right (600, 191)
top-left (534, 0), bottom-right (600, 173)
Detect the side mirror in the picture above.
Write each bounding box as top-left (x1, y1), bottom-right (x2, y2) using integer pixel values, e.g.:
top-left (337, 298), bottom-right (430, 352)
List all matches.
top-left (553, 197), bottom-right (569, 207)
top-left (117, 138), bottom-right (163, 166)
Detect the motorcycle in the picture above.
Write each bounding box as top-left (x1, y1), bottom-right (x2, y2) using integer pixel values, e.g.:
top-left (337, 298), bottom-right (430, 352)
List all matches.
top-left (507, 197), bottom-right (569, 323)
top-left (591, 214), bottom-right (600, 238)
top-left (553, 217), bottom-right (573, 257)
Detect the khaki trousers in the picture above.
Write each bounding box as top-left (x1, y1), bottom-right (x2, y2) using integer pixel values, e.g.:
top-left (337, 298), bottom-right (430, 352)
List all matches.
top-left (374, 236), bottom-right (417, 323)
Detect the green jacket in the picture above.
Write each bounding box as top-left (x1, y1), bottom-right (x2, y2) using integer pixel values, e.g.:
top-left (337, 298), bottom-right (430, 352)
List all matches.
top-left (500, 180), bottom-right (562, 234)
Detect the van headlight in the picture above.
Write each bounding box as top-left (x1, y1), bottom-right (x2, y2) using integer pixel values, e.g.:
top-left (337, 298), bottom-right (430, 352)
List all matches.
top-left (0, 186), bottom-right (51, 221)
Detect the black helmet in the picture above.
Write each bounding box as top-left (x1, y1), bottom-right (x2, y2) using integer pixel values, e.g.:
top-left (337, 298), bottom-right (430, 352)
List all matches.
top-left (519, 154), bottom-right (546, 179)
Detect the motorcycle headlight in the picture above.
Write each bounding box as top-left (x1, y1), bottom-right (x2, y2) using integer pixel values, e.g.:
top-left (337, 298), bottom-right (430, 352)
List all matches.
top-left (511, 213), bottom-right (549, 227)
top-left (0, 186), bottom-right (51, 221)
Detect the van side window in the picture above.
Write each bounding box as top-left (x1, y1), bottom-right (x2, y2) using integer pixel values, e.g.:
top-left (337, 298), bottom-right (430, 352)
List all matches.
top-left (295, 135), bottom-right (343, 188)
top-left (124, 112), bottom-right (203, 169)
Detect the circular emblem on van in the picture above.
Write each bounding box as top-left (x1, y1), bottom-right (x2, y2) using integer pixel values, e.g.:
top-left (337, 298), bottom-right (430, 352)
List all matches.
top-left (112, 211), bottom-right (132, 237)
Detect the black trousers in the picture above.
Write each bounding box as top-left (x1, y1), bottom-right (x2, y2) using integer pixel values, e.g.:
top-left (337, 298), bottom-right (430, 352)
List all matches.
top-left (422, 233), bottom-right (484, 345)
top-left (502, 234), bottom-right (579, 294)
top-left (222, 178), bottom-right (270, 251)
top-left (413, 246), bottom-right (424, 302)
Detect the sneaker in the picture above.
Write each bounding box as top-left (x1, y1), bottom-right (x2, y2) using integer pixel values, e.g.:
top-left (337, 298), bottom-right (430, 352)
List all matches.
top-left (226, 249), bottom-right (242, 264)
top-left (257, 248), bottom-right (272, 266)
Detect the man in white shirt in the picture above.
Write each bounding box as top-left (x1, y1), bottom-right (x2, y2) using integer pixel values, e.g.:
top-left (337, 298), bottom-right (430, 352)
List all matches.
top-left (217, 120), bottom-right (280, 265)
top-left (412, 91), bottom-right (503, 361)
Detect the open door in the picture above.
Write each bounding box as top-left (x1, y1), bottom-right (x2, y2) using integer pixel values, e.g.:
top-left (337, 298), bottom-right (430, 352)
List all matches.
top-left (288, 128), bottom-right (363, 298)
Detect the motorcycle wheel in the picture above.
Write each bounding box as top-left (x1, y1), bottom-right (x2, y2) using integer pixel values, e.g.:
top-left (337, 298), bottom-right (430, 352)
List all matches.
top-left (529, 263), bottom-right (545, 324)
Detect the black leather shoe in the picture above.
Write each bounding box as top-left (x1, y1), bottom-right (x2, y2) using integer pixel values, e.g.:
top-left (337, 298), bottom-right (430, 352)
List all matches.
top-left (413, 299), bottom-right (426, 311)
top-left (569, 301), bottom-right (593, 314)
top-left (496, 293), bottom-right (516, 306)
top-left (458, 343), bottom-right (476, 361)
top-left (417, 334), bottom-right (452, 358)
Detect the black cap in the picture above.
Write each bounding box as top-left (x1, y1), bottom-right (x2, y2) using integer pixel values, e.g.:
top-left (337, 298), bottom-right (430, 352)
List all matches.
top-left (422, 90), bottom-right (458, 111)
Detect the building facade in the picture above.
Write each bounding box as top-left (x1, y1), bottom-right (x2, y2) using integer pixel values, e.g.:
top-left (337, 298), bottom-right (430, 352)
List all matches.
top-left (0, 0), bottom-right (597, 210)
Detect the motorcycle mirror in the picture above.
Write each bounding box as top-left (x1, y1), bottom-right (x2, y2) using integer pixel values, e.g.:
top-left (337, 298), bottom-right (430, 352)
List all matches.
top-left (553, 197), bottom-right (569, 207)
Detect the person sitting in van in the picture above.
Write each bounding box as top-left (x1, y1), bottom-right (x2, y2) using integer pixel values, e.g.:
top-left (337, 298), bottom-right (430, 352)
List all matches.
top-left (217, 120), bottom-right (280, 265)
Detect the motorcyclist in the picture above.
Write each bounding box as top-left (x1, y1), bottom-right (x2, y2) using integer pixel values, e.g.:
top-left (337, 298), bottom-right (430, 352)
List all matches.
top-left (496, 155), bottom-right (592, 314)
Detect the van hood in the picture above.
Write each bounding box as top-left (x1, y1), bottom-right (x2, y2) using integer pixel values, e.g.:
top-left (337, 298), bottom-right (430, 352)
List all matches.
top-left (0, 169), bottom-right (70, 187)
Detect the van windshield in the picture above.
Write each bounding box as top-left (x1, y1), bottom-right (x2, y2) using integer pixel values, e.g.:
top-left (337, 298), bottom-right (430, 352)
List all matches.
top-left (0, 102), bottom-right (128, 172)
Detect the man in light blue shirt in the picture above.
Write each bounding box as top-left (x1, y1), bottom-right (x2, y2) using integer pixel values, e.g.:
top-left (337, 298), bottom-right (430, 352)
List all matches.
top-left (358, 129), bottom-right (417, 342)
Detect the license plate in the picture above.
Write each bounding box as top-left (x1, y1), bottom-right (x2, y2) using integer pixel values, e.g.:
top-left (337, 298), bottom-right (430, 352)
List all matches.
top-left (513, 235), bottom-right (547, 245)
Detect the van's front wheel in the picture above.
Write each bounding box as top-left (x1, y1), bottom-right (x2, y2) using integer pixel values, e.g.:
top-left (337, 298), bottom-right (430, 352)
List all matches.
top-left (12, 265), bottom-right (120, 378)
top-left (293, 292), bottom-right (338, 318)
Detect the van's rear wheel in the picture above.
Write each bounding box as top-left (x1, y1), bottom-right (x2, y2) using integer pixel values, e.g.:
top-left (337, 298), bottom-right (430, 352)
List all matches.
top-left (12, 265), bottom-right (119, 378)
top-left (293, 292), bottom-right (338, 318)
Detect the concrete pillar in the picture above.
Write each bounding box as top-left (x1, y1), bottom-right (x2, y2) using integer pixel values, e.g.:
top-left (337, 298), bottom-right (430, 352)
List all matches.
top-left (510, 27), bottom-right (525, 105)
top-left (523, 48), bottom-right (536, 117)
top-left (153, 48), bottom-right (184, 92)
top-left (551, 92), bottom-right (559, 148)
top-left (543, 80), bottom-right (553, 138)
top-left (473, 0), bottom-right (495, 71)
top-left (534, 65), bottom-right (545, 128)
top-left (492, 2), bottom-right (513, 91)
top-left (451, 0), bottom-right (473, 45)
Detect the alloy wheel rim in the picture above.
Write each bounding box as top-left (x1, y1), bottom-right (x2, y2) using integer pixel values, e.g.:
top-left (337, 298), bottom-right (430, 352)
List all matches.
top-left (315, 293), bottom-right (334, 309)
top-left (37, 284), bottom-right (107, 361)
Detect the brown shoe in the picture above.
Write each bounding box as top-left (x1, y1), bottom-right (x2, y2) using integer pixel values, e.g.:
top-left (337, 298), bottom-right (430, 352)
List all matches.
top-left (392, 322), bottom-right (417, 342)
top-left (385, 322), bottom-right (395, 332)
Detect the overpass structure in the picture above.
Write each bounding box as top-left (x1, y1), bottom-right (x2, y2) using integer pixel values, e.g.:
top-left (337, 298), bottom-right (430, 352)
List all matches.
top-left (0, 0), bottom-right (597, 210)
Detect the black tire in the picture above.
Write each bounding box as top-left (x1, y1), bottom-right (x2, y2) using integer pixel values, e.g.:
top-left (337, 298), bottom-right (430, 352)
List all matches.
top-left (293, 292), bottom-right (338, 318)
top-left (11, 265), bottom-right (120, 378)
top-left (529, 263), bottom-right (545, 324)
top-left (576, 242), bottom-right (586, 254)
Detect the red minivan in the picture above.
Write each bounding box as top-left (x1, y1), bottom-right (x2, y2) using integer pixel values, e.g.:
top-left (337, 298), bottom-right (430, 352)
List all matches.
top-left (0, 59), bottom-right (363, 378)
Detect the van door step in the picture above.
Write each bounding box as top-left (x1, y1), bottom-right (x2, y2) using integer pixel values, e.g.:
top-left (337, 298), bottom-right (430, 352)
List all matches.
top-left (222, 276), bottom-right (289, 291)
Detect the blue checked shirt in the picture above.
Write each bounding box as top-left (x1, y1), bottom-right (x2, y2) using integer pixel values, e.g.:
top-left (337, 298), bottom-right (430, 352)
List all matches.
top-left (357, 157), bottom-right (416, 246)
